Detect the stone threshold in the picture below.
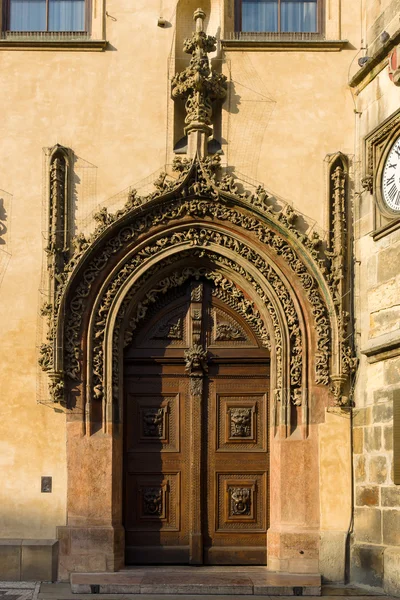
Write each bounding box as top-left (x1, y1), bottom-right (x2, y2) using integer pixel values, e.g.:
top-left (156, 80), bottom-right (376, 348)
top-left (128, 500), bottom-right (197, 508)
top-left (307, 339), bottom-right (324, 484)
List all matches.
top-left (70, 568), bottom-right (321, 596)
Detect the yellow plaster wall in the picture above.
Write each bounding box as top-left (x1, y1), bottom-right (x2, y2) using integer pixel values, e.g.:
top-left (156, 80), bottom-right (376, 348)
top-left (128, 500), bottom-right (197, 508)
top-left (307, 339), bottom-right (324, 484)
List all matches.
top-left (0, 0), bottom-right (360, 540)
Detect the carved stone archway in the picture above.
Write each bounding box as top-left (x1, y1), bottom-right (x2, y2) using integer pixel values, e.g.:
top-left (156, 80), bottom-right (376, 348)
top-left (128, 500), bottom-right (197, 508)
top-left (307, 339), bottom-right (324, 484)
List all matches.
top-left (41, 151), bottom-right (356, 578)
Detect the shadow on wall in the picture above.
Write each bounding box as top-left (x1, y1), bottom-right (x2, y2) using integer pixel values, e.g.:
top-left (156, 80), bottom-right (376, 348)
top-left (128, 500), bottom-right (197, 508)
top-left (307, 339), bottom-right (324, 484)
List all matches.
top-left (0, 196), bottom-right (7, 245)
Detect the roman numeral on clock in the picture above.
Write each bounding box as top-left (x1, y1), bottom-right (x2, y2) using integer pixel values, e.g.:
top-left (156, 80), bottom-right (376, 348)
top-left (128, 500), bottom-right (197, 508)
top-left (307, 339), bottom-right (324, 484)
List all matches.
top-left (388, 185), bottom-right (398, 200)
top-left (386, 174), bottom-right (396, 186)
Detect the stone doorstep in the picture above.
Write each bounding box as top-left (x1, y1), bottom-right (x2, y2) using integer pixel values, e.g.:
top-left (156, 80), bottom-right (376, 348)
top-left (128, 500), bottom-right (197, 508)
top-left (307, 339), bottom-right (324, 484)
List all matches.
top-left (70, 569), bottom-right (322, 596)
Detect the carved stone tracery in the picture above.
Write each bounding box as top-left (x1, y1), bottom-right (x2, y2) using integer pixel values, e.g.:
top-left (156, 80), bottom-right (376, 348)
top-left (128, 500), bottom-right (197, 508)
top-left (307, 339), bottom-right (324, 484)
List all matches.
top-left (40, 141), bottom-right (350, 417)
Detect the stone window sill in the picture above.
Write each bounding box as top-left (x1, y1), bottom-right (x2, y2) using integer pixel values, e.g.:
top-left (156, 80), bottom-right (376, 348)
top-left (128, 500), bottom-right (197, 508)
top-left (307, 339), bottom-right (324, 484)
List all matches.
top-left (221, 39), bottom-right (348, 52)
top-left (0, 34), bottom-right (107, 51)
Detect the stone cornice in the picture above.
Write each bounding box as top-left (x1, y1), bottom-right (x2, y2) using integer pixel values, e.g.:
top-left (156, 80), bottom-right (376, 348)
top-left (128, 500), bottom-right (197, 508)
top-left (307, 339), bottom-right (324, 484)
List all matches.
top-left (349, 28), bottom-right (400, 89)
top-left (362, 330), bottom-right (400, 363)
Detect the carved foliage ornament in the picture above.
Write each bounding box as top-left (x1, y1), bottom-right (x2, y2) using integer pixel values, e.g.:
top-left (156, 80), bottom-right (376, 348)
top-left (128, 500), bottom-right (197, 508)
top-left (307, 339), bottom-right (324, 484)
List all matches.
top-left (171, 9), bottom-right (227, 132)
top-left (41, 154), bottom-right (344, 404)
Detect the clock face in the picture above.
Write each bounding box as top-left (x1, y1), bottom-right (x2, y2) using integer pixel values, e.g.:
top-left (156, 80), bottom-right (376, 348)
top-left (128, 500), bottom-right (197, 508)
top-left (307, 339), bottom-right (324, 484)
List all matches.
top-left (382, 136), bottom-right (400, 212)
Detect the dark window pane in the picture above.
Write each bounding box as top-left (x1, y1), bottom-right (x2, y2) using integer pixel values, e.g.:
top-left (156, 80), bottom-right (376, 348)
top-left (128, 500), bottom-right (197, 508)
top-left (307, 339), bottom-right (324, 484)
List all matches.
top-left (242, 0), bottom-right (278, 32)
top-left (49, 0), bottom-right (85, 31)
top-left (9, 0), bottom-right (46, 31)
top-left (281, 0), bottom-right (317, 32)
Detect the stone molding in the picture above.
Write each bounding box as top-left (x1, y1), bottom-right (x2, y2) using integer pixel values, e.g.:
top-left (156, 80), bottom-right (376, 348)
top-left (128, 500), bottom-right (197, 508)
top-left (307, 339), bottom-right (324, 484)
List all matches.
top-left (39, 154), bottom-right (356, 421)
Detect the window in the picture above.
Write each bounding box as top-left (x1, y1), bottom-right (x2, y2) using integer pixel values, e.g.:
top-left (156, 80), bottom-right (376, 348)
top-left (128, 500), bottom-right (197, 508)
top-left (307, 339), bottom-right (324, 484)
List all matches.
top-left (6, 0), bottom-right (87, 32)
top-left (236, 0), bottom-right (320, 33)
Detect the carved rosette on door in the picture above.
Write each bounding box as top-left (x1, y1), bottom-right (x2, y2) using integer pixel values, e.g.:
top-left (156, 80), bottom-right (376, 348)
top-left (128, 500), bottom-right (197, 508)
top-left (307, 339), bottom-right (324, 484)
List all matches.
top-left (124, 280), bottom-right (270, 565)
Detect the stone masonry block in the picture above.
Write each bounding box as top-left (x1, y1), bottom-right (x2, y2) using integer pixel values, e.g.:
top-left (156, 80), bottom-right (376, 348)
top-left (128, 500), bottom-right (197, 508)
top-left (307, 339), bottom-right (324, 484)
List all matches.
top-left (373, 402), bottom-right (393, 423)
top-left (353, 428), bottom-right (363, 454)
top-left (374, 388), bottom-right (394, 403)
top-left (355, 455), bottom-right (366, 483)
top-left (384, 546), bottom-right (400, 596)
top-left (383, 426), bottom-right (393, 451)
top-left (383, 510), bottom-right (400, 546)
top-left (364, 426), bottom-right (382, 452)
top-left (354, 508), bottom-right (382, 544)
top-left (351, 543), bottom-right (384, 588)
top-left (381, 485), bottom-right (400, 507)
top-left (369, 455), bottom-right (388, 484)
top-left (377, 243), bottom-right (400, 283)
top-left (0, 540), bottom-right (21, 581)
top-left (21, 540), bottom-right (58, 582)
top-left (353, 407), bottom-right (371, 427)
top-left (356, 485), bottom-right (379, 507)
top-left (385, 358), bottom-right (400, 386)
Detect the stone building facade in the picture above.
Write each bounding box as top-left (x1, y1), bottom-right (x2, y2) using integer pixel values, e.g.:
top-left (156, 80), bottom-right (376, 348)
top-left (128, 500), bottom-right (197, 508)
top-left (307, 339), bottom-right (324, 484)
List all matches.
top-left (0, 0), bottom-right (398, 594)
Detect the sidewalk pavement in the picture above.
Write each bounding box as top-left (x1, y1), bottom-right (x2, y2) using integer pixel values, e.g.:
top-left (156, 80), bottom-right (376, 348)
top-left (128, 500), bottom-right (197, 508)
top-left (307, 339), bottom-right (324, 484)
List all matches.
top-left (0, 581), bottom-right (394, 600)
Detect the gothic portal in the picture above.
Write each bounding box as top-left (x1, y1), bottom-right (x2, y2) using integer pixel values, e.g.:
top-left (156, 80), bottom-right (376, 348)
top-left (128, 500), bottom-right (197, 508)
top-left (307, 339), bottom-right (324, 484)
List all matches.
top-left (40, 9), bottom-right (355, 579)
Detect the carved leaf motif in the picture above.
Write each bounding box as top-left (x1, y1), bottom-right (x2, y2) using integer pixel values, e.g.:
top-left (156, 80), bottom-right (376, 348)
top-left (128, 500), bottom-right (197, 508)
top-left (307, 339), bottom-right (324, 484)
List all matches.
top-left (215, 323), bottom-right (246, 342)
top-left (152, 317), bottom-right (183, 341)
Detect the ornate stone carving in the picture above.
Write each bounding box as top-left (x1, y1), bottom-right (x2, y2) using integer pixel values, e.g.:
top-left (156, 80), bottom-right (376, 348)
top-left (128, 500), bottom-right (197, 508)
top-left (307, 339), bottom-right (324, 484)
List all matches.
top-left (361, 175), bottom-right (373, 194)
top-left (326, 157), bottom-right (357, 405)
top-left (184, 344), bottom-right (208, 374)
top-left (215, 322), bottom-right (246, 342)
top-left (229, 488), bottom-right (251, 516)
top-left (171, 9), bottom-right (227, 136)
top-left (152, 316), bottom-right (183, 340)
top-left (143, 408), bottom-right (164, 437)
top-left (41, 145), bottom-right (73, 401)
top-left (43, 151), bottom-right (338, 412)
top-left (230, 408), bottom-right (252, 437)
top-left (143, 488), bottom-right (163, 516)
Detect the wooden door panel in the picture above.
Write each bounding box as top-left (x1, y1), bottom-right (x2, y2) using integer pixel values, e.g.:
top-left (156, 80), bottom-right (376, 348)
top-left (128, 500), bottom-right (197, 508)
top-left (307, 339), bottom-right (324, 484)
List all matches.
top-left (123, 282), bottom-right (270, 566)
top-left (204, 373), bottom-right (269, 565)
top-left (124, 374), bottom-right (190, 563)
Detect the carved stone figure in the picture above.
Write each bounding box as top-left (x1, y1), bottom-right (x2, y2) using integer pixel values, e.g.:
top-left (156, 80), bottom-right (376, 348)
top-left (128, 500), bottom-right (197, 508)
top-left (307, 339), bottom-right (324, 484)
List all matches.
top-left (171, 9), bottom-right (227, 135)
top-left (184, 344), bottom-right (208, 374)
top-left (143, 408), bottom-right (164, 437)
top-left (230, 408), bottom-right (252, 437)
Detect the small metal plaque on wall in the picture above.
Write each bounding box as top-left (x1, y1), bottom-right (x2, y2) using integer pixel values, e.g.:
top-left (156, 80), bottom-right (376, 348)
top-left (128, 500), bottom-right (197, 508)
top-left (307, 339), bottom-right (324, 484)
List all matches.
top-left (41, 476), bottom-right (52, 493)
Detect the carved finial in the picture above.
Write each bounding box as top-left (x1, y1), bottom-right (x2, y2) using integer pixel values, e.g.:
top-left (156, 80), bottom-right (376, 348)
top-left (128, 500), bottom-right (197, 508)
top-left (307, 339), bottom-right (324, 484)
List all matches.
top-left (193, 8), bottom-right (206, 31)
top-left (171, 9), bottom-right (227, 158)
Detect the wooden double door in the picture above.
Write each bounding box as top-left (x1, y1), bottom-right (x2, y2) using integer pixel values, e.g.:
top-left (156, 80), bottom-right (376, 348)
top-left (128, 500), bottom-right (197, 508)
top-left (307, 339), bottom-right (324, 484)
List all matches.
top-left (124, 280), bottom-right (270, 565)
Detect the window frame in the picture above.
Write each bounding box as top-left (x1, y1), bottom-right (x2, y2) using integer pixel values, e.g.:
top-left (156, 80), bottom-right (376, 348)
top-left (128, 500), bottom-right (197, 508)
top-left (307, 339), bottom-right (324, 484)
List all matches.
top-left (235, 0), bottom-right (324, 34)
top-left (3, 0), bottom-right (92, 33)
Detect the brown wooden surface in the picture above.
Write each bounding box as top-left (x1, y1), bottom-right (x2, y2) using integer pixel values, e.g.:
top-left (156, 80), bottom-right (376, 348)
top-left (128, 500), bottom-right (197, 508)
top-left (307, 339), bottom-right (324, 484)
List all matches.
top-left (124, 281), bottom-right (269, 565)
